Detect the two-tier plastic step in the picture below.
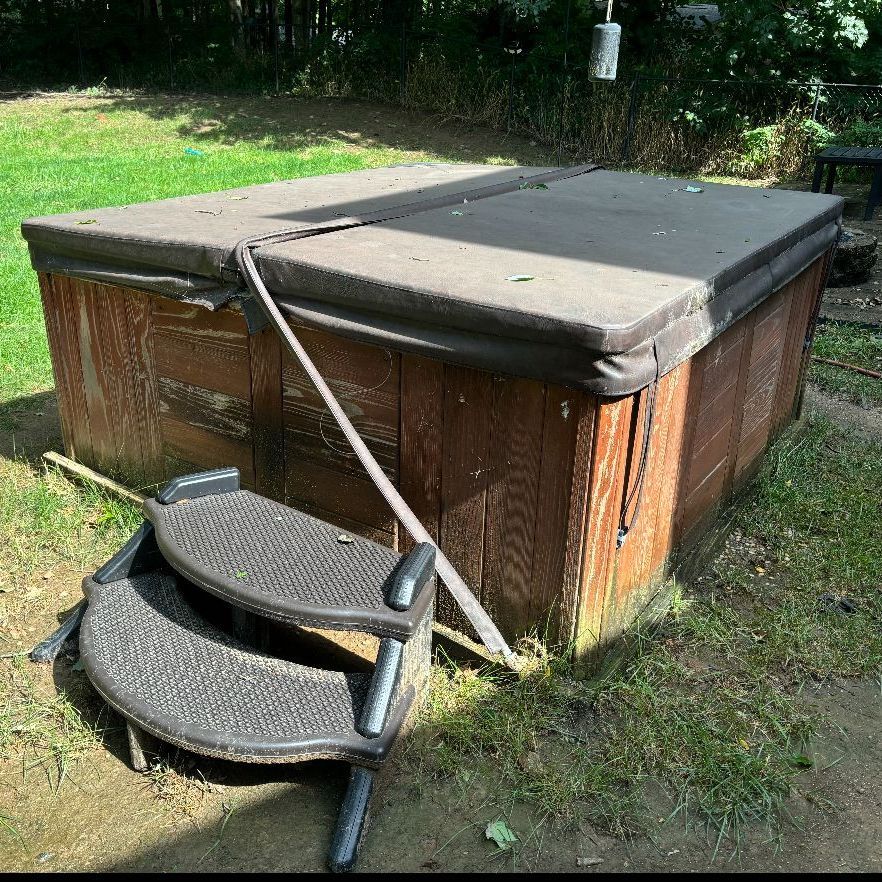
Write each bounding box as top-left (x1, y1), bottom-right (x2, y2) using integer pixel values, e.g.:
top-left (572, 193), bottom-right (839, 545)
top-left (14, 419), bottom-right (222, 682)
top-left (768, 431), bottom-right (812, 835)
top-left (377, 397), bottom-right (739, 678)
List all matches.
top-left (80, 569), bottom-right (414, 766)
top-left (143, 468), bottom-right (435, 639)
top-left (30, 468), bottom-right (437, 873)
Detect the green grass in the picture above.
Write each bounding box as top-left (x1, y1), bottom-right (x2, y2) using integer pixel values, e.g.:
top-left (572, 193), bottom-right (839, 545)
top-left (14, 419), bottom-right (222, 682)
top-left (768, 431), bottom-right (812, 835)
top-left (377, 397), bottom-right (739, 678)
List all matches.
top-left (0, 459), bottom-right (141, 614)
top-left (414, 417), bottom-right (882, 841)
top-left (810, 322), bottom-right (882, 407)
top-left (0, 93), bottom-right (526, 406)
top-left (0, 655), bottom-right (101, 791)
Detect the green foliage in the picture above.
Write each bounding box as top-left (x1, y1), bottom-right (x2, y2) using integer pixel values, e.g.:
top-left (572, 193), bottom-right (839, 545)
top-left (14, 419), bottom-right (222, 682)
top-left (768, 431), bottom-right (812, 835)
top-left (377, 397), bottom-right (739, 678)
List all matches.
top-left (696, 0), bottom-right (882, 82)
top-left (836, 118), bottom-right (882, 147)
top-left (729, 117), bottom-right (835, 176)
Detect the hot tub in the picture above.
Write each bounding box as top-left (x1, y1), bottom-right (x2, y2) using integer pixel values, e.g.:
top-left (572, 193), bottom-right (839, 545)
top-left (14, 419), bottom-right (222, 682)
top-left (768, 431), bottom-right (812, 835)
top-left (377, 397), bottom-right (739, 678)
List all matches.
top-left (22, 163), bottom-right (842, 659)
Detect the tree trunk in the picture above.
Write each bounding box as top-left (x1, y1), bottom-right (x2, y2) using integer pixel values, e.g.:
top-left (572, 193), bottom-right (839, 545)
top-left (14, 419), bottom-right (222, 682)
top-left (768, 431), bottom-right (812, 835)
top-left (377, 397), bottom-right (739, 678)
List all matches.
top-left (284, 0), bottom-right (293, 47)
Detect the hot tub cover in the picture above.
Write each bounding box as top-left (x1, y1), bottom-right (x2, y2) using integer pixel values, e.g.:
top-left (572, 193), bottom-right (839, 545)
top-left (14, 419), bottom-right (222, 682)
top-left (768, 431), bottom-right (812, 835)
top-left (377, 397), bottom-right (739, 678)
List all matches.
top-left (23, 163), bottom-right (842, 395)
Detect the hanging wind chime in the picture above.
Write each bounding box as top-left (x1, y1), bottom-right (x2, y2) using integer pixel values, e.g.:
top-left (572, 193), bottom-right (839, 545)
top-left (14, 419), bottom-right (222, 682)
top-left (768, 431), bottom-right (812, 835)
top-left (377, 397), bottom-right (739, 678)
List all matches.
top-left (589, 0), bottom-right (621, 81)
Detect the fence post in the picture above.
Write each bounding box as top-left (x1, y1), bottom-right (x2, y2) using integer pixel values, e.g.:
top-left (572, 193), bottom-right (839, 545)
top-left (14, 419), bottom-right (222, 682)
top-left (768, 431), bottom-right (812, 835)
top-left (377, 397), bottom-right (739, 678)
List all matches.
top-left (811, 82), bottom-right (822, 122)
top-left (399, 22), bottom-right (408, 105)
top-left (556, 0), bottom-right (573, 166)
top-left (505, 45), bottom-right (521, 133)
top-left (167, 29), bottom-right (174, 90)
top-left (621, 74), bottom-right (640, 163)
top-left (75, 14), bottom-right (85, 86)
top-left (274, 9), bottom-right (281, 94)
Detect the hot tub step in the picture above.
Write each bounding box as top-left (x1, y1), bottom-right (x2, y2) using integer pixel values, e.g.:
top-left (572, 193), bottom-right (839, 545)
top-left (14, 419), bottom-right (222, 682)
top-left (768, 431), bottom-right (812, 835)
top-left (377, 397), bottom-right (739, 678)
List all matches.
top-left (80, 570), bottom-right (414, 766)
top-left (143, 469), bottom-right (435, 640)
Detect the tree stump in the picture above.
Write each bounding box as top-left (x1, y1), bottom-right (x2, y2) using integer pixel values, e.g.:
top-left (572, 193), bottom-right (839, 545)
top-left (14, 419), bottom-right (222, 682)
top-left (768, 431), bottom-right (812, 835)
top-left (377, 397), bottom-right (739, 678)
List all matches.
top-left (828, 228), bottom-right (878, 287)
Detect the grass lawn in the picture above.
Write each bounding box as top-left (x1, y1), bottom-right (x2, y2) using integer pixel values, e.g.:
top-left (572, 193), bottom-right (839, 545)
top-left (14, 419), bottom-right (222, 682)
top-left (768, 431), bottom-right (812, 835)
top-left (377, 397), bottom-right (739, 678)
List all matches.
top-left (1, 93), bottom-right (881, 870)
top-left (811, 322), bottom-right (882, 408)
top-left (0, 92), bottom-right (539, 406)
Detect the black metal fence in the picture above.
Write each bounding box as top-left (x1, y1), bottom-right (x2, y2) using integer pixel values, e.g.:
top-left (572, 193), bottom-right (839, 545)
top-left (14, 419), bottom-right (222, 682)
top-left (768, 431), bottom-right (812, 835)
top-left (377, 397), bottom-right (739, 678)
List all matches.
top-left (3, 15), bottom-right (882, 175)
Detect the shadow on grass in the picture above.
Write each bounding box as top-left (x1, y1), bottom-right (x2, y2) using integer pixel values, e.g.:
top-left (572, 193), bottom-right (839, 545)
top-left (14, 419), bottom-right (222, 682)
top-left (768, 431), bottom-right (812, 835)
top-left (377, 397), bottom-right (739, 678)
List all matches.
top-left (0, 390), bottom-right (62, 466)
top-left (60, 92), bottom-right (559, 166)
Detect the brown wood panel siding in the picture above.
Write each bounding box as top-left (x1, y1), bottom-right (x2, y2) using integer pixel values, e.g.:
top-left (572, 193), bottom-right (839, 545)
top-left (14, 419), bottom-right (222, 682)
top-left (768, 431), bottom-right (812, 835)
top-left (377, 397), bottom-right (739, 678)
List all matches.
top-left (280, 323), bottom-right (400, 543)
top-left (578, 395), bottom-right (633, 656)
top-left (398, 353), bottom-right (444, 554)
top-left (284, 459), bottom-right (396, 538)
top-left (161, 417), bottom-right (255, 484)
top-left (152, 298), bottom-right (254, 485)
top-left (610, 387), bottom-right (649, 604)
top-left (75, 281), bottom-right (119, 474)
top-left (772, 258), bottom-right (824, 436)
top-left (481, 377), bottom-right (546, 636)
top-left (557, 393), bottom-right (598, 645)
top-left (529, 387), bottom-right (589, 640)
top-left (38, 274), bottom-right (93, 463)
top-left (153, 332), bottom-right (253, 400)
top-left (436, 365), bottom-right (494, 635)
top-left (615, 364), bottom-right (689, 612)
top-left (649, 361), bottom-right (692, 575)
top-left (733, 288), bottom-right (794, 482)
top-left (249, 327), bottom-right (285, 501)
top-left (124, 291), bottom-right (164, 485)
top-left (281, 323), bottom-right (399, 481)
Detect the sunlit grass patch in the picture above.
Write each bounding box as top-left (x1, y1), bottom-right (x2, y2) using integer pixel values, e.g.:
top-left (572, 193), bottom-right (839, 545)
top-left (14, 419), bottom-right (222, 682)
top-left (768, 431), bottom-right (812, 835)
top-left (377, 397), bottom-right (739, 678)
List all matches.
top-left (811, 322), bottom-right (882, 408)
top-left (413, 417), bottom-right (881, 844)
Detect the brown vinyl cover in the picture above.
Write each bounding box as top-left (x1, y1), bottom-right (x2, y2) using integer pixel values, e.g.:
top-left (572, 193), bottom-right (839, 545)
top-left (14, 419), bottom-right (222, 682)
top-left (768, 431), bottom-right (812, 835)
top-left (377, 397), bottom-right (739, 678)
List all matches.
top-left (23, 163), bottom-right (842, 394)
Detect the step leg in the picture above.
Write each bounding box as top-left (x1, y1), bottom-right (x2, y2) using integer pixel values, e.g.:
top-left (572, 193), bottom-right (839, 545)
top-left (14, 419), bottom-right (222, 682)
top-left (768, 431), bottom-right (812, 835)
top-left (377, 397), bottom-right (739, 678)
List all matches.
top-left (328, 766), bottom-right (375, 873)
top-left (29, 598), bottom-right (88, 663)
top-left (126, 722), bottom-right (158, 772)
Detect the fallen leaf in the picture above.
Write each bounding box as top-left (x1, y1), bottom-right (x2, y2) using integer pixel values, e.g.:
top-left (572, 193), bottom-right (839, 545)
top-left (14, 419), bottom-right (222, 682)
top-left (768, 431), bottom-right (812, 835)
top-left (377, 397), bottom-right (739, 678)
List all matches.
top-left (485, 819), bottom-right (518, 850)
top-left (450, 209), bottom-right (464, 216)
top-left (337, 534), bottom-right (354, 544)
top-left (75, 219), bottom-right (98, 225)
top-left (506, 274), bottom-right (534, 282)
top-left (577, 856), bottom-right (604, 866)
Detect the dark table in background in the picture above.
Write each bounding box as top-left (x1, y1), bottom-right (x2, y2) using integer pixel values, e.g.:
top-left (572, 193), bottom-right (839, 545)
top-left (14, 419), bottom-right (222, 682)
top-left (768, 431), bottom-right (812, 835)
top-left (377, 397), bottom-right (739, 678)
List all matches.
top-left (812, 146), bottom-right (882, 221)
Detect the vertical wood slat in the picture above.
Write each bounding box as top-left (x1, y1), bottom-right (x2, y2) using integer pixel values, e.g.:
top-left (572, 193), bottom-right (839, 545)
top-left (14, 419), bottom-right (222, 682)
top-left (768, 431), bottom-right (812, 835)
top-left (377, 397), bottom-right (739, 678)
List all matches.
top-left (649, 361), bottom-right (692, 575)
top-left (99, 284), bottom-right (145, 477)
top-left (50, 275), bottom-right (96, 464)
top-left (124, 291), bottom-right (164, 485)
top-left (437, 365), bottom-right (494, 636)
top-left (529, 387), bottom-right (589, 641)
top-left (481, 377), bottom-right (546, 636)
top-left (398, 353), bottom-right (444, 554)
top-left (608, 387), bottom-right (647, 613)
top-left (249, 326), bottom-right (285, 501)
top-left (617, 364), bottom-right (685, 610)
top-left (577, 395), bottom-right (634, 657)
top-left (773, 258), bottom-right (823, 436)
top-left (793, 247), bottom-right (834, 420)
top-left (74, 279), bottom-right (119, 475)
top-left (38, 274), bottom-right (89, 462)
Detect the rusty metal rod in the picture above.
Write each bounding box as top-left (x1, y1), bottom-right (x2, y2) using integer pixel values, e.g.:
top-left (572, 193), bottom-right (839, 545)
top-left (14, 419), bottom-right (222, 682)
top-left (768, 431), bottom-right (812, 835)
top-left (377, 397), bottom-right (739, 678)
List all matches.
top-left (811, 356), bottom-right (882, 379)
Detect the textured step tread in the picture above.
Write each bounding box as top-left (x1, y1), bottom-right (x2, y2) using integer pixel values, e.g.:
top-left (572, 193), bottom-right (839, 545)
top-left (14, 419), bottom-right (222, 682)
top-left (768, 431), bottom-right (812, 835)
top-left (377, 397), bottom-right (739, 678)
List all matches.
top-left (144, 490), bottom-right (432, 638)
top-left (80, 571), bottom-right (410, 765)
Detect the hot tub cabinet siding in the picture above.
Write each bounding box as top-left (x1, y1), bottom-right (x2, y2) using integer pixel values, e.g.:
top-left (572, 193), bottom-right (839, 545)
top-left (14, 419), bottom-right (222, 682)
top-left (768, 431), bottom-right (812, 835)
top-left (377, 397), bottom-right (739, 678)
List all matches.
top-left (36, 250), bottom-right (828, 658)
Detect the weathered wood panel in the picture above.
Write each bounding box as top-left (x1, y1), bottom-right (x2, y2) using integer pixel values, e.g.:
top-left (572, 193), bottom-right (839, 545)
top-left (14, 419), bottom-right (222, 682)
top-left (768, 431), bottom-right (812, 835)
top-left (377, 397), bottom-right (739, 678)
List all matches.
top-left (436, 365), bottom-right (494, 634)
top-left (529, 387), bottom-right (589, 640)
top-left (398, 353), bottom-right (445, 553)
top-left (36, 251), bottom-right (829, 659)
top-left (481, 377), bottom-right (546, 636)
top-left (249, 327), bottom-right (285, 501)
top-left (124, 291), bottom-right (164, 485)
top-left (580, 395), bottom-right (633, 656)
top-left (39, 275), bottom-right (93, 463)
